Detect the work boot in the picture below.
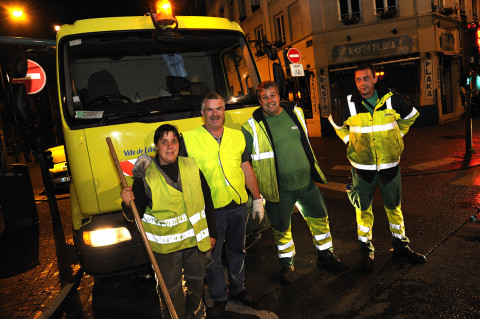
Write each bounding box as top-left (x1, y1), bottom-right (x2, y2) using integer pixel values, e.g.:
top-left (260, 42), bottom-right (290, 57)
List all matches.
top-left (208, 300), bottom-right (227, 319)
top-left (231, 289), bottom-right (257, 309)
top-left (316, 250), bottom-right (347, 271)
top-left (361, 253), bottom-right (374, 272)
top-left (392, 246), bottom-right (427, 264)
top-left (279, 265), bottom-right (295, 285)
top-left (360, 241), bottom-right (375, 272)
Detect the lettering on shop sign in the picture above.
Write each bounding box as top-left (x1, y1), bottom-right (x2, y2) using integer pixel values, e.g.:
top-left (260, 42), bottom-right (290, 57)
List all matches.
top-left (123, 146), bottom-right (156, 157)
top-left (318, 74), bottom-right (330, 116)
top-left (424, 59), bottom-right (434, 101)
top-left (331, 36), bottom-right (414, 64)
top-left (310, 71), bottom-right (318, 114)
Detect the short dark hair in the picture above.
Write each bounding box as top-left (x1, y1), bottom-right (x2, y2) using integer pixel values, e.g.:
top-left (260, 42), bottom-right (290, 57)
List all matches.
top-left (153, 124), bottom-right (180, 145)
top-left (256, 81), bottom-right (279, 99)
top-left (355, 63), bottom-right (376, 78)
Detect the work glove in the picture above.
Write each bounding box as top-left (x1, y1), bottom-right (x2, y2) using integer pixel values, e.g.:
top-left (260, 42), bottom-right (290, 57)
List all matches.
top-left (252, 198), bottom-right (264, 223)
top-left (132, 154), bottom-right (152, 178)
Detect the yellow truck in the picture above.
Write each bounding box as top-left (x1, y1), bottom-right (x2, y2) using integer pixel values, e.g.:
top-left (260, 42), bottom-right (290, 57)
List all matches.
top-left (50, 2), bottom-right (272, 275)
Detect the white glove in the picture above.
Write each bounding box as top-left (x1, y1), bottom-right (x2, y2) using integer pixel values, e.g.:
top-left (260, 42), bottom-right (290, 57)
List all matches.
top-left (252, 198), bottom-right (264, 223)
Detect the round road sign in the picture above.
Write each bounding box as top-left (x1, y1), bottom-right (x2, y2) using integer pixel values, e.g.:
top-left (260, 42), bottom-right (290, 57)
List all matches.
top-left (12, 59), bottom-right (47, 95)
top-left (287, 48), bottom-right (301, 64)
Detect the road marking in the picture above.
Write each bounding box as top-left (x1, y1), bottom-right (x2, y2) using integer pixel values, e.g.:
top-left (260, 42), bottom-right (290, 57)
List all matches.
top-left (409, 157), bottom-right (456, 170)
top-left (226, 301), bottom-right (278, 319)
top-left (331, 165), bottom-right (351, 170)
top-left (452, 170), bottom-right (480, 186)
top-left (317, 182), bottom-right (347, 193)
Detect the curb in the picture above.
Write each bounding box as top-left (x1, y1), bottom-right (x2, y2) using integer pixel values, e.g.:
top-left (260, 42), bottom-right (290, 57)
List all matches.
top-left (36, 268), bottom-right (85, 319)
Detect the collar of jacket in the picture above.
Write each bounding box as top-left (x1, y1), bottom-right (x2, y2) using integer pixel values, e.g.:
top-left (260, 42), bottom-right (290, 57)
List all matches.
top-left (351, 80), bottom-right (391, 103)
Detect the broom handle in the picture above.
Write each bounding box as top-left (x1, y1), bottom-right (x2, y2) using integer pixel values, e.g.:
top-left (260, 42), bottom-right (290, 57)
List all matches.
top-left (106, 137), bottom-right (178, 319)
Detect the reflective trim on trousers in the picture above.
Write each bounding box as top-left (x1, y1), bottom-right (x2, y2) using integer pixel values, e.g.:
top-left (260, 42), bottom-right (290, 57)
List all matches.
top-left (146, 228), bottom-right (195, 244)
top-left (358, 235), bottom-right (369, 243)
top-left (316, 241), bottom-right (333, 251)
top-left (391, 232), bottom-right (404, 239)
top-left (278, 250), bottom-right (295, 258)
top-left (389, 222), bottom-right (403, 230)
top-left (314, 232), bottom-right (331, 241)
top-left (277, 240), bottom-right (294, 251)
top-left (358, 224), bottom-right (371, 233)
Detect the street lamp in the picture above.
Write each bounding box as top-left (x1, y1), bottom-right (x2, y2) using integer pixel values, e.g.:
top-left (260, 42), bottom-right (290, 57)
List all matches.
top-left (8, 7), bottom-right (26, 22)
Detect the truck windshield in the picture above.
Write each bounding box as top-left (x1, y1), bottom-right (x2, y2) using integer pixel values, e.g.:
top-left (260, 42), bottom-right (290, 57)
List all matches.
top-left (59, 29), bottom-right (260, 129)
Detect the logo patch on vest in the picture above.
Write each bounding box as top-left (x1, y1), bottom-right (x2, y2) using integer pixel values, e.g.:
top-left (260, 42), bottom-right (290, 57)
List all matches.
top-left (385, 113), bottom-right (394, 117)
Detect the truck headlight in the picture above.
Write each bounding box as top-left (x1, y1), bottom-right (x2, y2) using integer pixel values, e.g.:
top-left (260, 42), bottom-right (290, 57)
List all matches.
top-left (83, 227), bottom-right (132, 247)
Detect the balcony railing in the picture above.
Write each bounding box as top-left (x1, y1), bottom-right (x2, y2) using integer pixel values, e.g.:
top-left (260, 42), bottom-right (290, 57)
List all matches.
top-left (341, 14), bottom-right (361, 25)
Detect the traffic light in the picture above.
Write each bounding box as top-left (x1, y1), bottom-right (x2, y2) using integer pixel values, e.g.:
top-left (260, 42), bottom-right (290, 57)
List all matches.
top-left (467, 21), bottom-right (480, 70)
top-left (44, 150), bottom-right (54, 169)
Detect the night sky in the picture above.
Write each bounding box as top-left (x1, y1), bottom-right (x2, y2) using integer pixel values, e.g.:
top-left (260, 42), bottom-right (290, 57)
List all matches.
top-left (1, 0), bottom-right (160, 39)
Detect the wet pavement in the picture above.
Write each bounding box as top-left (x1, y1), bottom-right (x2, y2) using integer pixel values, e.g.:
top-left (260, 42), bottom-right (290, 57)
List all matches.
top-left (1, 117), bottom-right (480, 318)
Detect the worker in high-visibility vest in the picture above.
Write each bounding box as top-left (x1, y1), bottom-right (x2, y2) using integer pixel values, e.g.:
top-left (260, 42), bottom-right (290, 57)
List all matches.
top-left (182, 93), bottom-right (264, 318)
top-left (121, 124), bottom-right (216, 319)
top-left (328, 63), bottom-right (426, 272)
top-left (242, 81), bottom-right (346, 285)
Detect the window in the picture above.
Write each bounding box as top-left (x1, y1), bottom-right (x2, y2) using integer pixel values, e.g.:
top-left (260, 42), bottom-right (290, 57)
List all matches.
top-left (254, 25), bottom-right (265, 57)
top-left (375, 0), bottom-right (397, 15)
top-left (375, 0), bottom-right (397, 17)
top-left (229, 1), bottom-right (235, 21)
top-left (255, 25), bottom-right (265, 42)
top-left (338, 0), bottom-right (361, 24)
top-left (274, 13), bottom-right (286, 47)
top-left (239, 0), bottom-right (247, 21)
top-left (251, 0), bottom-right (260, 13)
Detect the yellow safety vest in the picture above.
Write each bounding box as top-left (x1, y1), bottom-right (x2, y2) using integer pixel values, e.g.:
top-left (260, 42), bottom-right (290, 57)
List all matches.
top-left (242, 106), bottom-right (327, 203)
top-left (142, 156), bottom-right (211, 254)
top-left (182, 126), bottom-right (248, 208)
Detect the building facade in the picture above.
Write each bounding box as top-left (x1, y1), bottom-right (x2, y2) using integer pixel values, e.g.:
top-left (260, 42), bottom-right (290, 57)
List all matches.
top-left (206, 0), bottom-right (479, 136)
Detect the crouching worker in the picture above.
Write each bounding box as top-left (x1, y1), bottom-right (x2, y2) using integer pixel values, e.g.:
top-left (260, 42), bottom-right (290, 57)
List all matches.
top-left (121, 124), bottom-right (217, 319)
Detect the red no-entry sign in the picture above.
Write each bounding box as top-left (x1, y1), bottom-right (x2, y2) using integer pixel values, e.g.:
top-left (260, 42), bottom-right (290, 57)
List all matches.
top-left (287, 48), bottom-right (301, 64)
top-left (12, 59), bottom-right (47, 95)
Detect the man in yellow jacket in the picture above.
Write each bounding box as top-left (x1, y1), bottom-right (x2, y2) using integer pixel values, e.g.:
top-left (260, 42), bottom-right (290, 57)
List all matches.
top-left (182, 93), bottom-right (263, 318)
top-left (121, 124), bottom-right (216, 319)
top-left (329, 63), bottom-right (426, 272)
top-left (242, 81), bottom-right (345, 285)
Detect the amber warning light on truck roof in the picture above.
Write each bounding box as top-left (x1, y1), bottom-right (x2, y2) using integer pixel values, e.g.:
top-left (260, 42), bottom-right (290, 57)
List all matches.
top-left (151, 0), bottom-right (176, 29)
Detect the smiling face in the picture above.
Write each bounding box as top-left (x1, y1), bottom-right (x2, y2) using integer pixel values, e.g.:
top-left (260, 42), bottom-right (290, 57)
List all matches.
top-left (156, 131), bottom-right (179, 165)
top-left (258, 87), bottom-right (282, 116)
top-left (201, 98), bottom-right (225, 133)
top-left (354, 68), bottom-right (378, 99)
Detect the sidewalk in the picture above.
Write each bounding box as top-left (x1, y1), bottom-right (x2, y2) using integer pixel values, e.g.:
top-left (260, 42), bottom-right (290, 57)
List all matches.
top-left (0, 162), bottom-right (80, 319)
top-left (0, 117), bottom-right (480, 319)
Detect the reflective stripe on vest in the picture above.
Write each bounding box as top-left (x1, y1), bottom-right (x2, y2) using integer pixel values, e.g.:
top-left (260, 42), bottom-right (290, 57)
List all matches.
top-left (248, 118), bottom-right (275, 161)
top-left (350, 121), bottom-right (398, 133)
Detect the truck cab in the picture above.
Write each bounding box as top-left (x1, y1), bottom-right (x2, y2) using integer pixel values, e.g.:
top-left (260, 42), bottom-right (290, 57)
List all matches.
top-left (56, 11), bottom-right (263, 275)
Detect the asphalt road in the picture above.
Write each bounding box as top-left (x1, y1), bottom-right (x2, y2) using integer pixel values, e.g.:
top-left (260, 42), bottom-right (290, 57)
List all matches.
top-left (58, 140), bottom-right (480, 318)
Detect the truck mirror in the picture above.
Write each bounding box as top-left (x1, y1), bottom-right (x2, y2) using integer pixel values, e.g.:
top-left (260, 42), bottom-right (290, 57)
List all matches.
top-left (264, 44), bottom-right (278, 61)
top-left (9, 83), bottom-right (38, 126)
top-left (273, 62), bottom-right (287, 99)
